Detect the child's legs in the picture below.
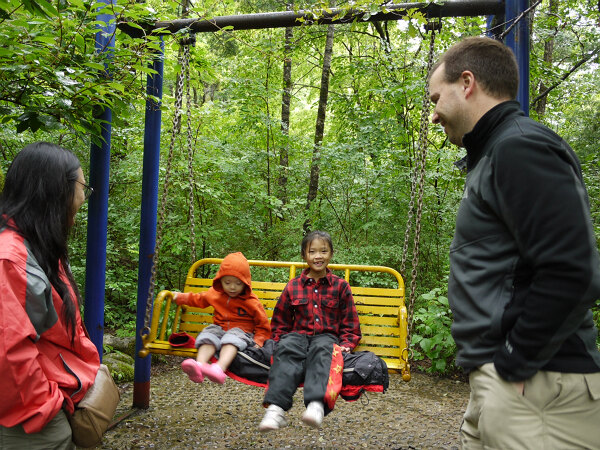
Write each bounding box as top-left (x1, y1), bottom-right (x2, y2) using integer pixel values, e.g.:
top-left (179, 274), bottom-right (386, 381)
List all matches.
top-left (217, 327), bottom-right (254, 370)
top-left (303, 333), bottom-right (339, 409)
top-left (196, 344), bottom-right (217, 363)
top-left (195, 324), bottom-right (225, 363)
top-left (216, 344), bottom-right (237, 370)
top-left (263, 332), bottom-right (308, 411)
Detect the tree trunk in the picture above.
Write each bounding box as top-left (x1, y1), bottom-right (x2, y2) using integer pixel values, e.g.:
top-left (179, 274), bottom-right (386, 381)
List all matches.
top-left (305, 23), bottom-right (335, 230)
top-left (535, 0), bottom-right (558, 117)
top-left (265, 54), bottom-right (273, 227)
top-left (278, 1), bottom-right (293, 208)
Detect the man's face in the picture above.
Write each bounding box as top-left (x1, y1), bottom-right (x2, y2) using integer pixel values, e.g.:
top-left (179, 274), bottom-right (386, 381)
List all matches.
top-left (429, 63), bottom-right (470, 147)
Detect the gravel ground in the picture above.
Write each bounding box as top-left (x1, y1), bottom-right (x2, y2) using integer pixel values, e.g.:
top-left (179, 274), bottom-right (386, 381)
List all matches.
top-left (98, 357), bottom-right (469, 449)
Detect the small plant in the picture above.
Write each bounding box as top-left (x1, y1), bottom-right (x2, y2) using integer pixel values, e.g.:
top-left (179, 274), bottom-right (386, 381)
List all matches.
top-left (411, 287), bottom-right (457, 374)
top-left (103, 343), bottom-right (114, 356)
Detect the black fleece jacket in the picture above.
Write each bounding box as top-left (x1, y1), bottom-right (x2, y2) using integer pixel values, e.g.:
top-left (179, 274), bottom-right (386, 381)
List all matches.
top-left (448, 101), bottom-right (600, 381)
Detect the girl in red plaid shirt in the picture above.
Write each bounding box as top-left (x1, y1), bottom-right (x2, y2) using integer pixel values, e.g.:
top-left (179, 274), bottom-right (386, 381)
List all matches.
top-left (259, 231), bottom-right (361, 431)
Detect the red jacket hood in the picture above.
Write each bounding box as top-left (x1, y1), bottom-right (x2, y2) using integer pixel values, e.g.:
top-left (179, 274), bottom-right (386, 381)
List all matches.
top-left (213, 252), bottom-right (252, 295)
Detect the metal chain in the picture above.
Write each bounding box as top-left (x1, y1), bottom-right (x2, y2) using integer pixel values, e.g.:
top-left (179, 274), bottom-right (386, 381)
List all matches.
top-left (184, 43), bottom-right (197, 262)
top-left (406, 27), bottom-right (436, 351)
top-left (400, 147), bottom-right (419, 275)
top-left (142, 44), bottom-right (191, 336)
top-left (401, 24), bottom-right (439, 276)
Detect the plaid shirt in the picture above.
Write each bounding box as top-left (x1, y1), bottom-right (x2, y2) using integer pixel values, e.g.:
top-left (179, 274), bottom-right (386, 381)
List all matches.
top-left (270, 268), bottom-right (362, 349)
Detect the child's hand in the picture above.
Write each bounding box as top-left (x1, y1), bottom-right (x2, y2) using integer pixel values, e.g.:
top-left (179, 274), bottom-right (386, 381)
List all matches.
top-left (173, 292), bottom-right (184, 306)
top-left (340, 346), bottom-right (351, 353)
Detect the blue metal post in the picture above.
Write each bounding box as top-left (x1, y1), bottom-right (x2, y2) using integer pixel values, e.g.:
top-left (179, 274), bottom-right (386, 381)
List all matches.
top-left (504, 0), bottom-right (530, 116)
top-left (133, 40), bottom-right (164, 409)
top-left (85, 0), bottom-right (115, 359)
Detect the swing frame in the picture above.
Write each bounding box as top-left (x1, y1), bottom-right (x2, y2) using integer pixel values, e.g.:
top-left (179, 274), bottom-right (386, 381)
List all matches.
top-left (117, 1), bottom-right (532, 409)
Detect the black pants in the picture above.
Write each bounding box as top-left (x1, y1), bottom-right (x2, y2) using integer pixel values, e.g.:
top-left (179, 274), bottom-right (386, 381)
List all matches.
top-left (263, 333), bottom-right (338, 412)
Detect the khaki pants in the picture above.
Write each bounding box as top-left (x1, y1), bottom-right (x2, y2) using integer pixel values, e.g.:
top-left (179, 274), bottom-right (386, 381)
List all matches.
top-left (0, 409), bottom-right (74, 450)
top-left (461, 363), bottom-right (600, 449)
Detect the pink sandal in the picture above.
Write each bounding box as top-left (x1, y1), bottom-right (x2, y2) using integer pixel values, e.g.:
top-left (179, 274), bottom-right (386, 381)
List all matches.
top-left (201, 363), bottom-right (226, 384)
top-left (181, 359), bottom-right (204, 383)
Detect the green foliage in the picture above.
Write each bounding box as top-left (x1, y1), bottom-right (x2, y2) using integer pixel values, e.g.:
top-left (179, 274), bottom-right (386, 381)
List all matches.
top-left (411, 287), bottom-right (457, 374)
top-left (0, 0), bottom-right (164, 141)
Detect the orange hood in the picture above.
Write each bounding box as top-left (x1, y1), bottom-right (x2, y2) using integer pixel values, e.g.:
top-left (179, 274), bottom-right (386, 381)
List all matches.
top-left (212, 252), bottom-right (252, 295)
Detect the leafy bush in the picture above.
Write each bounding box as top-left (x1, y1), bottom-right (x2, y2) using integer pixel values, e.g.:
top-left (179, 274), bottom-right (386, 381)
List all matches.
top-left (411, 287), bottom-right (457, 374)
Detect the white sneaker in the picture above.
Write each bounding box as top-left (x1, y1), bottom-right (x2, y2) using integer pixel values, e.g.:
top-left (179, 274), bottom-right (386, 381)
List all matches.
top-left (301, 401), bottom-right (324, 428)
top-left (259, 404), bottom-right (288, 432)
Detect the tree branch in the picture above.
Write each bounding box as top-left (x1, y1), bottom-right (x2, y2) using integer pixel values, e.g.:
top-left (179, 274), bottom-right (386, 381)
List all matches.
top-left (530, 49), bottom-right (599, 107)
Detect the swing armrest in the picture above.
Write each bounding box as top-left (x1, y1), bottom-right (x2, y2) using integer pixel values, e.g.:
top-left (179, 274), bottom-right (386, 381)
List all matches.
top-left (139, 290), bottom-right (178, 358)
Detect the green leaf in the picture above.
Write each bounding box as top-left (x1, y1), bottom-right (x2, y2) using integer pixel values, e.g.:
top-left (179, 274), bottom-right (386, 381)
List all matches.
top-left (407, 23), bottom-right (417, 38)
top-left (22, 0), bottom-right (57, 17)
top-left (109, 82), bottom-right (125, 93)
top-left (34, 36), bottom-right (56, 45)
top-left (83, 62), bottom-right (107, 71)
top-left (74, 33), bottom-right (85, 48)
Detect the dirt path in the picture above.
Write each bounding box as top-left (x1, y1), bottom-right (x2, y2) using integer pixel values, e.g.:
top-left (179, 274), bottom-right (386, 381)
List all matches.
top-left (99, 358), bottom-right (469, 449)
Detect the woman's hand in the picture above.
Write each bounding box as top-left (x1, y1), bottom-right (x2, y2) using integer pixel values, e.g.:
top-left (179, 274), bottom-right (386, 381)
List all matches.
top-left (340, 346), bottom-right (351, 353)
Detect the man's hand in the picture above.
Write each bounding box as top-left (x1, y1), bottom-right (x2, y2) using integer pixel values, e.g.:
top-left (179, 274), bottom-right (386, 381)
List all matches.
top-left (513, 381), bottom-right (525, 395)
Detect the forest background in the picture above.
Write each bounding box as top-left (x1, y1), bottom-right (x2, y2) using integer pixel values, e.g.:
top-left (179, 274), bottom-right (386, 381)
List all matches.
top-left (1, 0), bottom-right (599, 375)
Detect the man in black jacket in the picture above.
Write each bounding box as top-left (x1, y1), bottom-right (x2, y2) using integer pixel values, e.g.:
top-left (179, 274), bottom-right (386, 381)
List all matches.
top-left (428, 36), bottom-right (600, 448)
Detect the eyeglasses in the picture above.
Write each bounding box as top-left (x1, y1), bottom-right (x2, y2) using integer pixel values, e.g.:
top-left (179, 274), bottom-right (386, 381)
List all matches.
top-left (76, 180), bottom-right (94, 200)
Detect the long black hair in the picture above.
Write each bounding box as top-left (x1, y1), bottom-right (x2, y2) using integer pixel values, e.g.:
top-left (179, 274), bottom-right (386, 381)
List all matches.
top-left (0, 142), bottom-right (82, 340)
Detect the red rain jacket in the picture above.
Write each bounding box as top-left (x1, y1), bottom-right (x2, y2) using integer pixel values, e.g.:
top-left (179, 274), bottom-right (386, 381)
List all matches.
top-left (0, 226), bottom-right (100, 433)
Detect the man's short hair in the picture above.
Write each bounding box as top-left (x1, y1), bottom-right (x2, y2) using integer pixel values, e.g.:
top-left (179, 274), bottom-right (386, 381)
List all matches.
top-left (432, 36), bottom-right (519, 100)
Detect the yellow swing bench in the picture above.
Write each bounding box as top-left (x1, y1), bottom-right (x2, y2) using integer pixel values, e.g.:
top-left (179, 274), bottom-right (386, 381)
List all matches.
top-left (139, 258), bottom-right (411, 381)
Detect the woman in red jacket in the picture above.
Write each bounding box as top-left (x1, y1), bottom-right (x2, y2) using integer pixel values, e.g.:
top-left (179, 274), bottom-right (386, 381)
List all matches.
top-left (0, 142), bottom-right (100, 449)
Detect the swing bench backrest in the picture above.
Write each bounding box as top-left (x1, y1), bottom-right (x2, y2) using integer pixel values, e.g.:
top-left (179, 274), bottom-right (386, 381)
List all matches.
top-left (140, 258), bottom-right (411, 381)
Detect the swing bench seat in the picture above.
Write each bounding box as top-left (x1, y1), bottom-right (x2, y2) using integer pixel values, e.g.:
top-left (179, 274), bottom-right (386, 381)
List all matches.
top-left (140, 258), bottom-right (411, 381)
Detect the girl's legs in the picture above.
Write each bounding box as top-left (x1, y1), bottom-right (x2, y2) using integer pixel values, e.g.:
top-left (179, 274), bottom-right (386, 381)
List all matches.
top-left (196, 344), bottom-right (217, 364)
top-left (201, 344), bottom-right (234, 384)
top-left (183, 327), bottom-right (253, 384)
top-left (202, 328), bottom-right (255, 384)
top-left (182, 325), bottom-right (225, 383)
top-left (215, 343), bottom-right (237, 371)
top-left (259, 333), bottom-right (308, 432)
top-left (302, 333), bottom-right (339, 428)
top-left (263, 333), bottom-right (308, 411)
top-left (303, 333), bottom-right (338, 407)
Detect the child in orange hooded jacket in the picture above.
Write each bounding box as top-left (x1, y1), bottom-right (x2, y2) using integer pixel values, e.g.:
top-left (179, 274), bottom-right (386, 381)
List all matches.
top-left (174, 252), bottom-right (271, 384)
